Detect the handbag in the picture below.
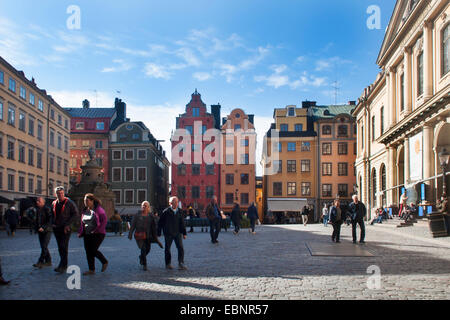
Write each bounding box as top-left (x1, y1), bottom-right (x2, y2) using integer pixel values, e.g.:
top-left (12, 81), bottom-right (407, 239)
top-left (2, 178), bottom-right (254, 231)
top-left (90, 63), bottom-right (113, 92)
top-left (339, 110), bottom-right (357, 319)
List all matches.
top-left (82, 210), bottom-right (97, 235)
top-left (134, 231), bottom-right (147, 240)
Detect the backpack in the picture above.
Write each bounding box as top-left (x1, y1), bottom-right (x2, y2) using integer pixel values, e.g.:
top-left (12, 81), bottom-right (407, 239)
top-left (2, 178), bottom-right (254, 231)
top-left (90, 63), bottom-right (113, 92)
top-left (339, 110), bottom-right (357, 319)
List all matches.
top-left (82, 210), bottom-right (97, 235)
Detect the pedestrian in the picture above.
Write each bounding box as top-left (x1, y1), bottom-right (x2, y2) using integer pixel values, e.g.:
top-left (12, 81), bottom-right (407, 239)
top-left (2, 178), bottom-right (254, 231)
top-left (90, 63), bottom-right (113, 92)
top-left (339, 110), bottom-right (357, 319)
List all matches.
top-left (349, 194), bottom-right (367, 244)
top-left (205, 195), bottom-right (222, 244)
top-left (25, 206), bottom-right (36, 235)
top-left (158, 196), bottom-right (187, 270)
top-left (370, 208), bottom-right (383, 225)
top-left (322, 203), bottom-right (329, 227)
top-left (110, 210), bottom-right (123, 236)
top-left (5, 206), bottom-right (19, 237)
top-left (246, 202), bottom-right (259, 234)
top-left (0, 257), bottom-right (10, 285)
top-left (231, 203), bottom-right (242, 235)
top-left (33, 197), bottom-right (53, 268)
top-left (301, 205), bottom-right (309, 226)
top-left (403, 202), bottom-right (417, 223)
top-left (330, 199), bottom-right (343, 243)
top-left (78, 193), bottom-right (108, 276)
top-left (129, 201), bottom-right (163, 271)
top-left (399, 190), bottom-right (408, 218)
top-left (52, 186), bottom-right (79, 273)
top-left (188, 205), bottom-right (195, 233)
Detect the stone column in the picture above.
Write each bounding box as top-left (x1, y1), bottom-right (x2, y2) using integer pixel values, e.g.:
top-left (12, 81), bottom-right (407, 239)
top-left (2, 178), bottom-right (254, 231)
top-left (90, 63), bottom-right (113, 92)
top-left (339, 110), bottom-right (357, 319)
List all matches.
top-left (423, 125), bottom-right (435, 184)
top-left (388, 146), bottom-right (396, 206)
top-left (404, 137), bottom-right (410, 185)
top-left (389, 68), bottom-right (397, 127)
top-left (386, 72), bottom-right (392, 127)
top-left (423, 21), bottom-right (433, 101)
top-left (403, 47), bottom-right (412, 114)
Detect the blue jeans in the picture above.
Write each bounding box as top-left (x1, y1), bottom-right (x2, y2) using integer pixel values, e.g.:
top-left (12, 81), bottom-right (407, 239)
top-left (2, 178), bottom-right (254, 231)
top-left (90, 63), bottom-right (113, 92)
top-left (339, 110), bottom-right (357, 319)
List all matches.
top-left (323, 216), bottom-right (329, 226)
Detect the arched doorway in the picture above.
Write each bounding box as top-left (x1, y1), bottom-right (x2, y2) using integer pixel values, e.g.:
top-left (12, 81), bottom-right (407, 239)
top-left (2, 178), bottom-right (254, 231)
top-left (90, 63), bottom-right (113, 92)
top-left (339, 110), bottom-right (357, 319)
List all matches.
top-left (371, 168), bottom-right (377, 209)
top-left (380, 164), bottom-right (387, 207)
top-left (434, 123), bottom-right (450, 199)
top-left (397, 146), bottom-right (405, 204)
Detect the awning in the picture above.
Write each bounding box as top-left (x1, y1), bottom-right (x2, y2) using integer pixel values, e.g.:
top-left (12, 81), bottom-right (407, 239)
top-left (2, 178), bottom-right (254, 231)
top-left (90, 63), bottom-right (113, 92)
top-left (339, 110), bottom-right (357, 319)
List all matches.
top-left (0, 195), bottom-right (15, 205)
top-left (116, 206), bottom-right (140, 215)
top-left (267, 198), bottom-right (308, 212)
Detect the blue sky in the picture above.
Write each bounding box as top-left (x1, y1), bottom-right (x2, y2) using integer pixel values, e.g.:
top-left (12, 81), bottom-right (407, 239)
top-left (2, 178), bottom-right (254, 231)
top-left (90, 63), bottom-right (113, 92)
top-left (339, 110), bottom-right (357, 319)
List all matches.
top-left (0, 0), bottom-right (396, 175)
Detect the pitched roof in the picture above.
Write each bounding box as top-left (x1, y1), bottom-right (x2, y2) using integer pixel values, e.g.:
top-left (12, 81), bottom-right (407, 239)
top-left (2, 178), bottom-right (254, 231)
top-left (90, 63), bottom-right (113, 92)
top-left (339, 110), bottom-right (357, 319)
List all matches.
top-left (310, 105), bottom-right (355, 119)
top-left (64, 107), bottom-right (116, 118)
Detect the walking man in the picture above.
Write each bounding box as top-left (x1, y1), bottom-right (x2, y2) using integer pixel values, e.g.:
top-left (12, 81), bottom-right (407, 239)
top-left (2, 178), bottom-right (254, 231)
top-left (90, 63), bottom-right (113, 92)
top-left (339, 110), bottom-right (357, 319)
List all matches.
top-left (322, 203), bottom-right (329, 227)
top-left (330, 199), bottom-right (343, 243)
top-left (206, 196), bottom-right (222, 244)
top-left (301, 205), bottom-right (309, 226)
top-left (52, 186), bottom-right (79, 273)
top-left (349, 194), bottom-right (367, 244)
top-left (158, 196), bottom-right (187, 270)
top-left (5, 206), bottom-right (19, 237)
top-left (33, 197), bottom-right (53, 268)
top-left (247, 202), bottom-right (259, 234)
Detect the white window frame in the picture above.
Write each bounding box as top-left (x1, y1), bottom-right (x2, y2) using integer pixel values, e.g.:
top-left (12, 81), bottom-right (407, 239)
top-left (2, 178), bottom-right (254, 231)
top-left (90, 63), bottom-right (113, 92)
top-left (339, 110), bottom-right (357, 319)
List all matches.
top-left (112, 189), bottom-right (122, 205)
top-left (112, 167), bottom-right (122, 182)
top-left (137, 149), bottom-right (147, 160)
top-left (137, 167), bottom-right (147, 182)
top-left (112, 150), bottom-right (122, 160)
top-left (124, 189), bottom-right (134, 204)
top-left (137, 189), bottom-right (147, 204)
top-left (125, 167), bottom-right (134, 182)
top-left (75, 122), bottom-right (85, 130)
top-left (125, 149), bottom-right (134, 160)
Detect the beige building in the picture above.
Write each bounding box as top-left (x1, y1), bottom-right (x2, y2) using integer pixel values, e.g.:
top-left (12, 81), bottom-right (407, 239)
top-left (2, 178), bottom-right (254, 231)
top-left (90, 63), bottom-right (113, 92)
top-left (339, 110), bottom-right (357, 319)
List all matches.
top-left (353, 0), bottom-right (450, 219)
top-left (0, 56), bottom-right (71, 214)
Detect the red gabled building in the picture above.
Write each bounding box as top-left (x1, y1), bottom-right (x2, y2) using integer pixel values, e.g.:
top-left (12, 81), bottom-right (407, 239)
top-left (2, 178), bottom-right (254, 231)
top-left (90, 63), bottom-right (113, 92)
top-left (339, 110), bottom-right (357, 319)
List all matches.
top-left (171, 90), bottom-right (221, 215)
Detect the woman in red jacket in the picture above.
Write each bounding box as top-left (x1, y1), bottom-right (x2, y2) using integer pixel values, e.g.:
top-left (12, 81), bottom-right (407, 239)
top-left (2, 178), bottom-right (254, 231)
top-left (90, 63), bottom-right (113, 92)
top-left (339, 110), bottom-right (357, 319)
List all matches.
top-left (78, 193), bottom-right (108, 275)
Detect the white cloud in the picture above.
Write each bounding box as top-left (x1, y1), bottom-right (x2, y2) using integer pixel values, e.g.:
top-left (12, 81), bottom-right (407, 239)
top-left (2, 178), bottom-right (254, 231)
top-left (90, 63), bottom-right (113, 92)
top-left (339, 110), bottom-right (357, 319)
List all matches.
top-left (0, 17), bottom-right (37, 67)
top-left (193, 72), bottom-right (212, 81)
top-left (176, 47), bottom-right (201, 67)
top-left (101, 59), bottom-right (132, 73)
top-left (315, 56), bottom-right (352, 71)
top-left (143, 63), bottom-right (171, 80)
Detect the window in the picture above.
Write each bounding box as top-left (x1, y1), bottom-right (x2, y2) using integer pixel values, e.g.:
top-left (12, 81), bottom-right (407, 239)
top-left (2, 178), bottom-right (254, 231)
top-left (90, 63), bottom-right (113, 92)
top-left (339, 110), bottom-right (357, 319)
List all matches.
top-left (240, 193), bottom-right (249, 205)
top-left (58, 115), bottom-right (62, 126)
top-left (240, 174), bottom-right (249, 185)
top-left (125, 190), bottom-right (134, 204)
top-left (65, 119), bottom-right (68, 129)
top-left (380, 106), bottom-right (385, 134)
top-left (49, 130), bottom-right (55, 147)
top-left (287, 182), bottom-right (296, 196)
top-left (226, 154), bottom-right (234, 165)
top-left (206, 164), bottom-right (214, 175)
top-left (338, 142), bottom-right (348, 155)
top-left (95, 141), bottom-right (103, 149)
top-left (185, 125), bottom-right (193, 135)
top-left (37, 151), bottom-right (42, 168)
top-left (96, 122), bottom-right (104, 130)
top-left (8, 174), bottom-right (14, 191)
top-left (274, 160), bottom-right (282, 173)
top-left (301, 160), bottom-right (310, 172)
top-left (295, 124), bottom-right (303, 132)
top-left (0, 171), bottom-right (2, 189)
top-left (192, 164), bottom-right (201, 175)
top-left (322, 184), bottom-right (332, 197)
top-left (82, 140), bottom-right (89, 148)
top-left (338, 163), bottom-right (348, 176)
top-left (125, 168), bottom-right (134, 182)
top-left (192, 186), bottom-right (200, 199)
top-left (226, 193), bottom-right (234, 204)
top-left (138, 168), bottom-right (147, 181)
top-left (50, 108), bottom-right (55, 120)
top-left (273, 182), bottom-right (282, 196)
top-left (417, 51), bottom-right (424, 96)
top-left (9, 78), bottom-right (16, 92)
top-left (322, 143), bottom-right (332, 155)
top-left (64, 137), bottom-right (68, 153)
top-left (338, 184), bottom-right (348, 197)
top-left (20, 86), bottom-right (26, 99)
top-left (241, 138), bottom-right (249, 147)
top-left (7, 141), bottom-right (14, 159)
top-left (287, 160), bottom-right (296, 173)
top-left (49, 156), bottom-right (54, 172)
top-left (0, 135), bottom-right (2, 156)
top-left (125, 150), bottom-right (134, 160)
top-left (337, 125), bottom-right (348, 137)
top-left (202, 125), bottom-right (207, 135)
top-left (192, 108), bottom-right (200, 117)
top-left (28, 117), bottom-right (34, 136)
top-left (234, 124), bottom-right (241, 131)
top-left (443, 24), bottom-right (450, 76)
top-left (177, 164), bottom-right (186, 176)
top-left (137, 190), bottom-right (147, 204)
top-left (57, 134), bottom-right (62, 150)
top-left (372, 116), bottom-right (375, 141)
top-left (132, 133), bottom-right (140, 140)
top-left (112, 168), bottom-right (122, 182)
top-left (19, 113), bottom-right (26, 131)
top-left (322, 163), bottom-right (332, 176)
top-left (322, 125), bottom-right (331, 135)
top-left (8, 105), bottom-right (15, 125)
top-left (177, 186), bottom-right (186, 199)
top-left (28, 148), bottom-right (34, 166)
top-left (354, 142), bottom-right (357, 155)
top-left (37, 122), bottom-right (43, 140)
top-left (38, 99), bottom-right (43, 112)
top-left (18, 176), bottom-right (25, 192)
top-left (206, 186), bottom-right (214, 199)
top-left (226, 174), bottom-right (234, 185)
top-left (400, 74), bottom-right (405, 111)
top-left (361, 125), bottom-right (364, 150)
top-left (64, 161), bottom-right (68, 176)
top-left (240, 154), bottom-right (249, 165)
top-left (113, 150), bottom-right (122, 160)
top-left (287, 142), bottom-right (296, 151)
top-left (288, 107), bottom-right (295, 116)
top-left (113, 190), bottom-right (121, 204)
top-left (280, 124), bottom-right (288, 132)
top-left (36, 179), bottom-right (42, 194)
top-left (0, 100), bottom-right (3, 121)
top-left (0, 70), bottom-right (3, 84)
top-left (75, 122), bottom-right (84, 130)
top-left (28, 177), bottom-right (34, 194)
top-left (301, 142), bottom-right (311, 151)
top-left (57, 158), bottom-right (62, 174)
top-left (138, 149), bottom-right (146, 160)
top-left (301, 182), bottom-right (311, 196)
top-left (277, 142), bottom-right (282, 152)
top-left (18, 144), bottom-right (25, 163)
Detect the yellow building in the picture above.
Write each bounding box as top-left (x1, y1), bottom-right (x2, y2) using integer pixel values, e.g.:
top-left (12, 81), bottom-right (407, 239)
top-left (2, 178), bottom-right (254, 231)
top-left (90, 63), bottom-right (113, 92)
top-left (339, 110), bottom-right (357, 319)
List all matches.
top-left (353, 0), bottom-right (450, 219)
top-left (0, 56), bottom-right (71, 214)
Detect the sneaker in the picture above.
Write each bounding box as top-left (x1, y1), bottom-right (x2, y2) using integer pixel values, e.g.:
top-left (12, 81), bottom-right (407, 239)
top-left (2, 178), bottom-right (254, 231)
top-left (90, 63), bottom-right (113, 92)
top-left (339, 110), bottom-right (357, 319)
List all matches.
top-left (178, 264), bottom-right (187, 270)
top-left (360, 240), bottom-right (366, 244)
top-left (166, 264), bottom-right (173, 270)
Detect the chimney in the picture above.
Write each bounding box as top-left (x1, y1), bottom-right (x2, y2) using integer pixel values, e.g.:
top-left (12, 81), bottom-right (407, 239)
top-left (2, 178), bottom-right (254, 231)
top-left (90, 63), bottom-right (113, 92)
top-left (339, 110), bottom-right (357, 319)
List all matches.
top-left (348, 101), bottom-right (356, 105)
top-left (115, 98), bottom-right (127, 122)
top-left (82, 99), bottom-right (90, 109)
top-left (248, 114), bottom-right (254, 125)
top-left (211, 104), bottom-right (221, 130)
top-left (302, 100), bottom-right (316, 109)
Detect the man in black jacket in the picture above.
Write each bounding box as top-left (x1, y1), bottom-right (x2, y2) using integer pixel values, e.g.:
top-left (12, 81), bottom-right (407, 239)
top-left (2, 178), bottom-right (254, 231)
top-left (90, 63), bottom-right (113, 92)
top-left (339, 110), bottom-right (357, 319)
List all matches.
top-left (5, 206), bottom-right (19, 237)
top-left (52, 186), bottom-right (79, 273)
top-left (349, 194), bottom-right (367, 244)
top-left (330, 199), bottom-right (343, 243)
top-left (158, 196), bottom-right (187, 270)
top-left (205, 196), bottom-right (222, 244)
top-left (33, 197), bottom-right (54, 268)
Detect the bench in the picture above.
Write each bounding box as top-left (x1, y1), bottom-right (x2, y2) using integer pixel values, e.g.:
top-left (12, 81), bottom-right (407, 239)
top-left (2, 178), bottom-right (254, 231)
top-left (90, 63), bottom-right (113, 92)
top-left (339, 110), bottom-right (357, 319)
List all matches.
top-left (184, 218), bottom-right (231, 232)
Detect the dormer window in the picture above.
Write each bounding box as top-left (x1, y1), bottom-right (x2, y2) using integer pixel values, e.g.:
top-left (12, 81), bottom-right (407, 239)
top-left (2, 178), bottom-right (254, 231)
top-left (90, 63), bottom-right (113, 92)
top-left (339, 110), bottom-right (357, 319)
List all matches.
top-left (192, 108), bottom-right (200, 117)
top-left (76, 122), bottom-right (84, 130)
top-left (288, 107), bottom-right (295, 116)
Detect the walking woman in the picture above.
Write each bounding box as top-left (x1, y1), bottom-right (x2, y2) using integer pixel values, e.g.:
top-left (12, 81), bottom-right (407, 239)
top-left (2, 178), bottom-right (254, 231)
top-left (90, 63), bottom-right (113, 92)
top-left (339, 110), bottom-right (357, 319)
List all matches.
top-left (128, 201), bottom-right (163, 271)
top-left (78, 193), bottom-right (108, 276)
top-left (231, 203), bottom-right (242, 235)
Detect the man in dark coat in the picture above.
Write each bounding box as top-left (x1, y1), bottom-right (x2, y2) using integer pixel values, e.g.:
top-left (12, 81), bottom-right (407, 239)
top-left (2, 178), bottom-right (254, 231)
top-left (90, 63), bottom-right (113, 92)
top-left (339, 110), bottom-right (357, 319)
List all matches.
top-left (158, 196), bottom-right (187, 270)
top-left (349, 194), bottom-right (367, 244)
top-left (0, 257), bottom-right (10, 285)
top-left (52, 186), bottom-right (79, 273)
top-left (231, 203), bottom-right (242, 235)
top-left (33, 197), bottom-right (54, 268)
top-left (330, 199), bottom-right (343, 243)
top-left (205, 195), bottom-right (222, 244)
top-left (247, 202), bottom-right (259, 234)
top-left (5, 206), bottom-right (19, 237)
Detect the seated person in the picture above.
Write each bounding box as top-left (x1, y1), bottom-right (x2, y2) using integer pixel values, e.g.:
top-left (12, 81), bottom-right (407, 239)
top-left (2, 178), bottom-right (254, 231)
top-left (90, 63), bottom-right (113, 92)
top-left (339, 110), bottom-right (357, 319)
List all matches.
top-left (403, 203), bottom-right (417, 223)
top-left (370, 209), bottom-right (383, 225)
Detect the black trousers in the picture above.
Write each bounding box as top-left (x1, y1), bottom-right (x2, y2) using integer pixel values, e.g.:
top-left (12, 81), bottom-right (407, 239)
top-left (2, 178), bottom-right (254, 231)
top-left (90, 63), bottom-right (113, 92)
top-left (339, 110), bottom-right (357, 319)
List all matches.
top-left (136, 238), bottom-right (151, 266)
top-left (250, 218), bottom-right (257, 232)
top-left (332, 221), bottom-right (342, 241)
top-left (164, 234), bottom-right (184, 266)
top-left (0, 257), bottom-right (2, 277)
top-left (38, 231), bottom-right (52, 263)
top-left (352, 219), bottom-right (365, 242)
top-left (209, 218), bottom-right (220, 242)
top-left (53, 228), bottom-right (71, 269)
top-left (233, 220), bottom-right (241, 233)
top-left (83, 233), bottom-right (107, 271)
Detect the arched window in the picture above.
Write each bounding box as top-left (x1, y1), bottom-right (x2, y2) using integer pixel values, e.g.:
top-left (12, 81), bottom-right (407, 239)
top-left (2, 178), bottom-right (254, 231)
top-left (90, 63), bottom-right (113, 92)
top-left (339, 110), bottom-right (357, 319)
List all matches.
top-left (372, 169), bottom-right (377, 208)
top-left (381, 165), bottom-right (386, 207)
top-left (443, 24), bottom-right (449, 76)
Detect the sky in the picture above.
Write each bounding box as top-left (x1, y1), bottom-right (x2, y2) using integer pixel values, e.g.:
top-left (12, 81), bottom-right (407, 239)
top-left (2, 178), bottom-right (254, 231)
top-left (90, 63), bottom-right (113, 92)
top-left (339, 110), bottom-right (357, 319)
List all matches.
top-left (0, 0), bottom-right (396, 176)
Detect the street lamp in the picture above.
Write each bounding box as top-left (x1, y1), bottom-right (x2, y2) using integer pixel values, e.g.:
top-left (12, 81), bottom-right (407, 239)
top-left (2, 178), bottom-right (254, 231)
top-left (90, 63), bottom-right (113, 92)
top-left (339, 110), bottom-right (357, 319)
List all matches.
top-left (438, 148), bottom-right (450, 197)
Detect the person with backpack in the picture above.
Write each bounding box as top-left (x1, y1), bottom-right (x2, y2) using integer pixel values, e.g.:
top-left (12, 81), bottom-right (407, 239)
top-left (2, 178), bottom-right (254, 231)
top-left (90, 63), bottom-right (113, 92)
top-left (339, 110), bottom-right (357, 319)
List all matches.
top-left (78, 193), bottom-right (108, 276)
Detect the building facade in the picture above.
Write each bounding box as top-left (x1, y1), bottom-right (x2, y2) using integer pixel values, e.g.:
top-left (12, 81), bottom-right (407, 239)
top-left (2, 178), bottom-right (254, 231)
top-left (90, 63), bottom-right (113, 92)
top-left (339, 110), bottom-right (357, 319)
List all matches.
top-left (0, 56), bottom-right (71, 215)
top-left (353, 0), bottom-right (450, 219)
top-left (171, 90), bottom-right (221, 215)
top-left (220, 108), bottom-right (256, 213)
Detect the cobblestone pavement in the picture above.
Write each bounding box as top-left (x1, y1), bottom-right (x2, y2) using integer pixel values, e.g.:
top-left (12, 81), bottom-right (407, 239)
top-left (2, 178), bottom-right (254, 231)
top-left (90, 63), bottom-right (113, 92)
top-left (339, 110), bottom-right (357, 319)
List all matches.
top-left (1, 222), bottom-right (449, 300)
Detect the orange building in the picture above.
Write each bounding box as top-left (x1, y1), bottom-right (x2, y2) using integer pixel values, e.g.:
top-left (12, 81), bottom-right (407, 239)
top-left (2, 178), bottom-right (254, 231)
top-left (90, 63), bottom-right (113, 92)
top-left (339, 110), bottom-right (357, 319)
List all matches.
top-left (220, 108), bottom-right (256, 213)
